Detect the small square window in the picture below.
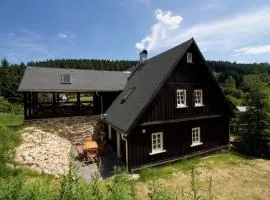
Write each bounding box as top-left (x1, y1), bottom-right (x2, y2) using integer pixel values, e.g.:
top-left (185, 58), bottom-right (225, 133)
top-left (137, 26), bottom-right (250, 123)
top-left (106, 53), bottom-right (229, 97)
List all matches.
top-left (61, 74), bottom-right (72, 84)
top-left (187, 53), bottom-right (192, 63)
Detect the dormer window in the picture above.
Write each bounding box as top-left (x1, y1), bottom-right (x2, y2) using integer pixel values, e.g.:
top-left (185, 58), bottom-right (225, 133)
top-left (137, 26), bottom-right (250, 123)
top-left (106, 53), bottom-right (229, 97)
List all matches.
top-left (61, 74), bottom-right (72, 84)
top-left (187, 53), bottom-right (192, 63)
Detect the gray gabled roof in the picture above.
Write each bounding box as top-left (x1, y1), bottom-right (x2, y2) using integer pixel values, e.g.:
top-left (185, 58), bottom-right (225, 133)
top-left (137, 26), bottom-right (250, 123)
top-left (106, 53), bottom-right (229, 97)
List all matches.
top-left (104, 38), bottom-right (194, 133)
top-left (18, 67), bottom-right (131, 92)
top-left (104, 38), bottom-right (233, 134)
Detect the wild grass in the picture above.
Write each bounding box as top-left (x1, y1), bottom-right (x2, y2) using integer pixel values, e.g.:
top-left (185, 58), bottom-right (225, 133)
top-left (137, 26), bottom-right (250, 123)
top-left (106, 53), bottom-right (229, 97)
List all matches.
top-left (0, 112), bottom-right (23, 128)
top-left (139, 152), bottom-right (249, 182)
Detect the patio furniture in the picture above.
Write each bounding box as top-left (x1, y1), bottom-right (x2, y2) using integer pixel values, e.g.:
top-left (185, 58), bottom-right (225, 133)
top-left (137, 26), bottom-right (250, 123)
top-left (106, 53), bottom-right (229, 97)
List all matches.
top-left (83, 141), bottom-right (99, 163)
top-left (75, 145), bottom-right (85, 160)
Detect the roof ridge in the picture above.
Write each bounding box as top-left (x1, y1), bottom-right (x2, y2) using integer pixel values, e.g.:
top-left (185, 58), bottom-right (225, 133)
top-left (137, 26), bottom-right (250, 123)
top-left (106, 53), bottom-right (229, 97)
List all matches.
top-left (146, 38), bottom-right (194, 62)
top-left (26, 66), bottom-right (126, 73)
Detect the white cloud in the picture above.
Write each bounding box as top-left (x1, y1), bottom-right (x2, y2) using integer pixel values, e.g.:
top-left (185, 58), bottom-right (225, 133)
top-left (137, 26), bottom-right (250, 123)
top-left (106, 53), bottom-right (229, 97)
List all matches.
top-left (234, 45), bottom-right (270, 55)
top-left (57, 32), bottom-right (77, 46)
top-left (135, 9), bottom-right (183, 51)
top-left (58, 32), bottom-right (68, 39)
top-left (136, 6), bottom-right (270, 56)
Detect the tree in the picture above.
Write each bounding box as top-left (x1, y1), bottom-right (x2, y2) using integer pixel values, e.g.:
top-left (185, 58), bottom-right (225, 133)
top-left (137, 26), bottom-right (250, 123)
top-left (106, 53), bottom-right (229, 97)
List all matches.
top-left (237, 88), bottom-right (270, 157)
top-left (223, 75), bottom-right (236, 90)
top-left (1, 58), bottom-right (9, 68)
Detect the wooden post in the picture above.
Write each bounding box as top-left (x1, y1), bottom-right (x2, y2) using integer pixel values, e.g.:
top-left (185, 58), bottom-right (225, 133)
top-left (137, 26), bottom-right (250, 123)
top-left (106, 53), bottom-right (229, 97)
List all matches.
top-left (29, 92), bottom-right (32, 118)
top-left (77, 93), bottom-right (80, 111)
top-left (52, 93), bottom-right (56, 104)
top-left (117, 131), bottom-right (121, 158)
top-left (77, 93), bottom-right (80, 105)
top-left (23, 92), bottom-right (28, 120)
top-left (108, 125), bottom-right (112, 140)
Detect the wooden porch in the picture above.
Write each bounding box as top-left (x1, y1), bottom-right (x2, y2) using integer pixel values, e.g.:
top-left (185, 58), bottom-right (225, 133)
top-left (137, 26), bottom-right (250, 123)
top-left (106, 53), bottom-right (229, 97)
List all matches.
top-left (23, 92), bottom-right (101, 120)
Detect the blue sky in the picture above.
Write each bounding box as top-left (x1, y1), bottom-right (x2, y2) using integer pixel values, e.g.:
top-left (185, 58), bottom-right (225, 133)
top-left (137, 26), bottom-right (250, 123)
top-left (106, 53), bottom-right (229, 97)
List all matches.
top-left (1, 0), bottom-right (270, 64)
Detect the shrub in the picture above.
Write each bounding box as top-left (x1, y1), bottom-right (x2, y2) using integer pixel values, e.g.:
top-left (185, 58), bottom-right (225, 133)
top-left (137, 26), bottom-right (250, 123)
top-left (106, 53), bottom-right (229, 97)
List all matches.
top-left (148, 179), bottom-right (172, 200)
top-left (0, 174), bottom-right (25, 200)
top-left (0, 96), bottom-right (13, 113)
top-left (106, 169), bottom-right (136, 200)
top-left (19, 179), bottom-right (57, 200)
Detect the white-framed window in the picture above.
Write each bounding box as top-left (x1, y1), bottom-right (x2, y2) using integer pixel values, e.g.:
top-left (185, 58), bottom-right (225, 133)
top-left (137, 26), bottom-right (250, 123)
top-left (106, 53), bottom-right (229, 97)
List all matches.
top-left (191, 127), bottom-right (203, 147)
top-left (194, 89), bottom-right (203, 106)
top-left (176, 89), bottom-right (187, 108)
top-left (187, 53), bottom-right (192, 63)
top-left (150, 132), bottom-right (166, 155)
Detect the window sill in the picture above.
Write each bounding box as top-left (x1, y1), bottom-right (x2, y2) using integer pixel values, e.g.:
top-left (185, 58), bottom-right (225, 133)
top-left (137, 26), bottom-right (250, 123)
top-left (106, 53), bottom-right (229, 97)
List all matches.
top-left (176, 106), bottom-right (188, 108)
top-left (190, 142), bottom-right (203, 147)
top-left (149, 150), bottom-right (167, 155)
top-left (195, 104), bottom-right (205, 107)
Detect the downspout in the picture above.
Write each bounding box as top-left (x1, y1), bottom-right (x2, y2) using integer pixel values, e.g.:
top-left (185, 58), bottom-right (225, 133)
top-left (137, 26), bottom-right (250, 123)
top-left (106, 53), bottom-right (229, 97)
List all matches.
top-left (121, 133), bottom-right (129, 171)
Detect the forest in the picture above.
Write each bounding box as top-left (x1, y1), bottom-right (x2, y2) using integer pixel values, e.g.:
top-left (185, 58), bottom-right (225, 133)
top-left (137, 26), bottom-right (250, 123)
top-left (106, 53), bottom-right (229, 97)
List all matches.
top-left (0, 58), bottom-right (270, 105)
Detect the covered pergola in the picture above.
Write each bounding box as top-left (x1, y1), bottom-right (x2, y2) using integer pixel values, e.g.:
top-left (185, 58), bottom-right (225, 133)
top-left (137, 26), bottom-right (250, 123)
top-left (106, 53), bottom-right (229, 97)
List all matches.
top-left (18, 67), bottom-right (130, 120)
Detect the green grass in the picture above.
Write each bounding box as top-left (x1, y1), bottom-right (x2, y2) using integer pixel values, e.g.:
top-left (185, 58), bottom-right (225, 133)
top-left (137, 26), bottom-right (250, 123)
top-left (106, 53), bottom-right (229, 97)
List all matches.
top-left (139, 152), bottom-right (248, 182)
top-left (0, 112), bottom-right (23, 128)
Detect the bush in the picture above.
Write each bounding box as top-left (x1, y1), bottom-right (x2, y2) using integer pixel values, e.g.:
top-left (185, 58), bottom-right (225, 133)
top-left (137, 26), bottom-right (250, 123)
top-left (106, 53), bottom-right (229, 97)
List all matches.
top-left (148, 180), bottom-right (172, 200)
top-left (0, 96), bottom-right (23, 114)
top-left (107, 170), bottom-right (136, 200)
top-left (0, 96), bottom-right (13, 113)
top-left (0, 174), bottom-right (25, 200)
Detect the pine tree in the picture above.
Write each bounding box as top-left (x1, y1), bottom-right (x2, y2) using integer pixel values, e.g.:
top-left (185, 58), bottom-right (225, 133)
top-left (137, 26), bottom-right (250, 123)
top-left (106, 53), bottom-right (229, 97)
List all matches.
top-left (237, 88), bottom-right (270, 157)
top-left (1, 58), bottom-right (9, 68)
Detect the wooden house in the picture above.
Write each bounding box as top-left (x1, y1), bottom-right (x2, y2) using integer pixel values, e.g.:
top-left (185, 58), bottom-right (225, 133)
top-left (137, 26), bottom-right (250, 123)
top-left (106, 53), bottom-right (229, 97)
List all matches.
top-left (104, 38), bottom-right (232, 171)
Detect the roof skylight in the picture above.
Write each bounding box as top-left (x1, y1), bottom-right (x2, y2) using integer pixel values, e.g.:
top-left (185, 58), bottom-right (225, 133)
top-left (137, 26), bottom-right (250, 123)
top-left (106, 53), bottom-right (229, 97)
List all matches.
top-left (61, 74), bottom-right (72, 84)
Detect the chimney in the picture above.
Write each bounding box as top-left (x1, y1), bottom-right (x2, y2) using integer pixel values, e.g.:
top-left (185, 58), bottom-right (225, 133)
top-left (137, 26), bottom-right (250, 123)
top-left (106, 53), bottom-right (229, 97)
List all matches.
top-left (139, 50), bottom-right (148, 64)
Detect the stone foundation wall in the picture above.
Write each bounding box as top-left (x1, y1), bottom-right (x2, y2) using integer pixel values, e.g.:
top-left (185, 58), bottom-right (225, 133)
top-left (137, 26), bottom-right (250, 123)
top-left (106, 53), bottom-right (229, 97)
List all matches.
top-left (25, 115), bottom-right (104, 145)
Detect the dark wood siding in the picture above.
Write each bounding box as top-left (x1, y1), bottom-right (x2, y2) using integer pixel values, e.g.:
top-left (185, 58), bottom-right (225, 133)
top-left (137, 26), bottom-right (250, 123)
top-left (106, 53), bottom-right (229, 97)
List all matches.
top-left (127, 116), bottom-right (229, 170)
top-left (140, 43), bottom-right (228, 123)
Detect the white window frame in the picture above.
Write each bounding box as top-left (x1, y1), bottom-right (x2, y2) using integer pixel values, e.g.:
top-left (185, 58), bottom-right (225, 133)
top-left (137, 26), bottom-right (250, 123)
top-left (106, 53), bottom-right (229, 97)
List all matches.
top-left (187, 52), bottom-right (192, 63)
top-left (149, 132), bottom-right (166, 155)
top-left (194, 89), bottom-right (203, 107)
top-left (176, 89), bottom-right (187, 108)
top-left (191, 127), bottom-right (203, 147)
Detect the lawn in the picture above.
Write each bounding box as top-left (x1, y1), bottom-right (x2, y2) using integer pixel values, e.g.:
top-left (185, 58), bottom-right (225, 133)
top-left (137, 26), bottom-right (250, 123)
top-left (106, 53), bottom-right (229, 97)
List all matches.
top-left (136, 152), bottom-right (270, 200)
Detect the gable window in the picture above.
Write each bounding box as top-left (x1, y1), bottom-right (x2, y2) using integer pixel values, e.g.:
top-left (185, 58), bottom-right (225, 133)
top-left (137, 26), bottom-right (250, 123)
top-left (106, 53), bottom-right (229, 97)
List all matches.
top-left (194, 89), bottom-right (203, 106)
top-left (150, 132), bottom-right (166, 155)
top-left (176, 89), bottom-right (187, 108)
top-left (191, 127), bottom-right (203, 147)
top-left (187, 53), bottom-right (192, 63)
top-left (61, 74), bottom-right (72, 84)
